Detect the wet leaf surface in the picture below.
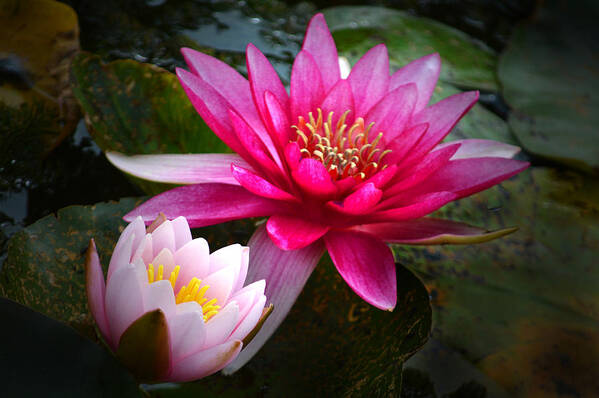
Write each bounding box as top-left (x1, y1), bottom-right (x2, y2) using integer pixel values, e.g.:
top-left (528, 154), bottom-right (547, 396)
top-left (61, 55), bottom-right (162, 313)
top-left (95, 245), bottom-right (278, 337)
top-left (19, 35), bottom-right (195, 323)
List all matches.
top-left (323, 6), bottom-right (498, 91)
top-left (0, 297), bottom-right (140, 397)
top-left (498, 0), bottom-right (599, 172)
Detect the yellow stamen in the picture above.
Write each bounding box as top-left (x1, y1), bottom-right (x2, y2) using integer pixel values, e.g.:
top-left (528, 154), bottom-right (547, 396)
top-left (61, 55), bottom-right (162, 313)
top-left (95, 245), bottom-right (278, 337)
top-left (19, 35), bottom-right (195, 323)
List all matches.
top-left (147, 264), bottom-right (155, 283)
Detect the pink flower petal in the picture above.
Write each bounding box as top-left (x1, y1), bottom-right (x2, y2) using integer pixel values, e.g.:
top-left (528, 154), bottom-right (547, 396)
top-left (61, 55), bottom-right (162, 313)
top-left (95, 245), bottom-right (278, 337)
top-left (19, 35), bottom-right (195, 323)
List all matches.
top-left (291, 158), bottom-right (338, 199)
top-left (348, 44), bottom-right (390, 116)
top-left (169, 302), bottom-right (206, 362)
top-left (171, 216), bottom-right (192, 251)
top-left (169, 340), bottom-right (242, 382)
top-left (151, 221), bottom-right (176, 257)
top-left (360, 164), bottom-right (398, 189)
top-left (105, 263), bottom-right (146, 348)
top-left (231, 164), bottom-right (296, 201)
top-left (235, 246), bottom-right (250, 293)
top-left (358, 218), bottom-right (519, 245)
top-left (229, 294), bottom-right (266, 342)
top-left (320, 79), bottom-right (355, 127)
top-left (174, 238), bottom-right (210, 291)
top-left (131, 234), bottom-right (152, 264)
top-left (290, 50), bottom-right (325, 122)
top-left (105, 152), bottom-right (246, 185)
top-left (151, 248), bottom-right (176, 278)
top-left (325, 230), bottom-right (396, 310)
top-left (402, 158), bottom-right (530, 200)
top-left (301, 13), bottom-right (340, 92)
top-left (266, 214), bottom-right (329, 250)
top-left (144, 280), bottom-right (176, 320)
top-left (330, 183), bottom-right (383, 215)
top-left (368, 191), bottom-right (458, 223)
top-left (124, 183), bottom-right (290, 228)
top-left (203, 302), bottom-right (239, 348)
top-left (383, 123), bottom-right (428, 164)
top-left (284, 142), bottom-right (301, 170)
top-left (390, 53), bottom-right (441, 112)
top-left (264, 91), bottom-right (292, 151)
top-left (107, 217), bottom-right (145, 282)
top-left (246, 43), bottom-right (289, 124)
top-left (202, 266), bottom-right (236, 306)
top-left (229, 285), bottom-right (257, 321)
top-left (208, 243), bottom-right (243, 275)
top-left (365, 83), bottom-right (417, 141)
top-left (85, 239), bottom-right (110, 341)
top-left (224, 225), bottom-right (324, 374)
top-left (435, 139), bottom-right (522, 160)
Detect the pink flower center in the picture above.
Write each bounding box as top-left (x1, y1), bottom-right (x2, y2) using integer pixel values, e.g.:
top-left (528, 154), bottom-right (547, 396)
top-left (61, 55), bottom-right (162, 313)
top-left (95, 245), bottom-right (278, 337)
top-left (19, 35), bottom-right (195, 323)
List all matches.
top-left (147, 264), bottom-right (220, 321)
top-left (292, 108), bottom-right (391, 181)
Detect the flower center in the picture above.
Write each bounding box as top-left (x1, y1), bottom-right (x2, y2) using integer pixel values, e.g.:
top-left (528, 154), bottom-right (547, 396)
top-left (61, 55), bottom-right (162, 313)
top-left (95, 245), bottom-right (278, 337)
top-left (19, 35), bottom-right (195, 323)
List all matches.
top-left (292, 108), bottom-right (391, 181)
top-left (147, 264), bottom-right (220, 321)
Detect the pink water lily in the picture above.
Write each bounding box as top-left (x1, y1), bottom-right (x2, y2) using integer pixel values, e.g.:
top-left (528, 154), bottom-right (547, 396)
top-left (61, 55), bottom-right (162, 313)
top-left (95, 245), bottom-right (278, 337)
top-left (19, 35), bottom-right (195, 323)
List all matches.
top-left (85, 215), bottom-right (270, 382)
top-left (106, 13), bottom-right (528, 372)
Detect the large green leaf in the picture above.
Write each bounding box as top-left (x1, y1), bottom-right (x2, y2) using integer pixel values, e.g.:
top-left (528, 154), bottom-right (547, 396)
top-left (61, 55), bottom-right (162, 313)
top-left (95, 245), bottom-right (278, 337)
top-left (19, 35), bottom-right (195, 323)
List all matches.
top-left (323, 6), bottom-right (498, 91)
top-left (0, 197), bottom-right (142, 337)
top-left (0, 297), bottom-right (140, 397)
top-left (394, 167), bottom-right (599, 397)
top-left (498, 0), bottom-right (599, 172)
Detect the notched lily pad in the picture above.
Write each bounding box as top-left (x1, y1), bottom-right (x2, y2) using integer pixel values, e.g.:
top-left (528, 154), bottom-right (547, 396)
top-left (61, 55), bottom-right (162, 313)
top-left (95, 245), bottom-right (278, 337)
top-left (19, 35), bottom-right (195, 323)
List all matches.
top-left (323, 6), bottom-right (498, 90)
top-left (498, 0), bottom-right (599, 172)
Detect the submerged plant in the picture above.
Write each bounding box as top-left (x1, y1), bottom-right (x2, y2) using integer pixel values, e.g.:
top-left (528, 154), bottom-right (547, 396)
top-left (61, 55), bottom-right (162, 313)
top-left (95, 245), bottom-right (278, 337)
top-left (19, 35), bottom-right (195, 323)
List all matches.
top-left (107, 13), bottom-right (528, 371)
top-left (85, 215), bottom-right (270, 382)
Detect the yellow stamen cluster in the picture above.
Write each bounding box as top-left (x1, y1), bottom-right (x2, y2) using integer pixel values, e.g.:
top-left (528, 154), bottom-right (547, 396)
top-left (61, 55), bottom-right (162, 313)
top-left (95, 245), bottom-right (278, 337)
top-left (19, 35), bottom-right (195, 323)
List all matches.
top-left (147, 264), bottom-right (220, 321)
top-left (292, 108), bottom-right (391, 181)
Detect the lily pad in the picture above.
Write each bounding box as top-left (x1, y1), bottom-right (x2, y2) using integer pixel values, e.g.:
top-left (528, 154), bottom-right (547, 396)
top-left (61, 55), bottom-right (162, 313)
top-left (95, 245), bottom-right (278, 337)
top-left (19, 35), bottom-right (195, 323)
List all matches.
top-left (0, 297), bottom-right (140, 397)
top-left (498, 0), bottom-right (599, 172)
top-left (0, 197), bottom-right (142, 337)
top-left (393, 167), bottom-right (599, 397)
top-left (0, 0), bottom-right (80, 151)
top-left (323, 6), bottom-right (498, 91)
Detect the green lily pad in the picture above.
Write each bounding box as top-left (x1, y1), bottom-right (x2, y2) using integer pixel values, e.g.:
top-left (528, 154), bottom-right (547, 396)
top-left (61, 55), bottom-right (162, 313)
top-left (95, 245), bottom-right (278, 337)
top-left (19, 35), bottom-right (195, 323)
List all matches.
top-left (0, 297), bottom-right (140, 397)
top-left (393, 167), bottom-right (599, 397)
top-left (498, 1), bottom-right (599, 172)
top-left (0, 197), bottom-right (142, 337)
top-left (323, 6), bottom-right (498, 91)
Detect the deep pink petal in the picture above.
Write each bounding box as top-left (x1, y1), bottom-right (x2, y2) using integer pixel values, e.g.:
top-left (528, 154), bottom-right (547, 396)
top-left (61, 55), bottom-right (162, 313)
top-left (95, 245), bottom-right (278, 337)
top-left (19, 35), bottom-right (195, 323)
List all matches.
top-left (124, 183), bottom-right (290, 228)
top-left (246, 44), bottom-right (289, 124)
top-left (402, 91), bottom-right (479, 167)
top-left (290, 50), bottom-right (325, 122)
top-left (264, 91), bottom-right (292, 151)
top-left (329, 183), bottom-right (382, 215)
top-left (284, 142), bottom-right (301, 170)
top-left (301, 13), bottom-right (340, 92)
top-left (320, 79), bottom-right (355, 127)
top-left (292, 158), bottom-right (338, 199)
top-left (402, 158), bottom-right (530, 200)
top-left (85, 239), bottom-right (110, 341)
top-left (266, 214), bottom-right (329, 250)
top-left (358, 218), bottom-right (519, 245)
top-left (231, 164), bottom-right (296, 201)
top-left (325, 230), bottom-right (396, 310)
top-left (360, 165), bottom-right (398, 189)
top-left (365, 83), bottom-right (417, 141)
top-left (348, 44), bottom-right (390, 116)
top-left (335, 176), bottom-right (358, 195)
top-left (390, 53), bottom-right (441, 112)
top-left (170, 340), bottom-right (242, 382)
top-left (368, 191), bottom-right (458, 223)
top-left (105, 152), bottom-right (247, 185)
top-left (224, 225), bottom-right (324, 374)
top-left (435, 139), bottom-right (521, 160)
top-left (383, 123), bottom-right (428, 165)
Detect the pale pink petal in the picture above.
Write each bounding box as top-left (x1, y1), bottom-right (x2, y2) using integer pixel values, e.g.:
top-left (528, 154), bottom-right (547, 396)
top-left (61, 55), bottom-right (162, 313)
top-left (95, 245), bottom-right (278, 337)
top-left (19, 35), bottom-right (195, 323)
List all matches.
top-left (290, 50), bottom-right (325, 122)
top-left (301, 13), bottom-right (340, 92)
top-left (105, 263), bottom-right (145, 348)
top-left (224, 225), bottom-right (324, 374)
top-left (348, 44), bottom-right (389, 116)
top-left (435, 139), bottom-right (521, 160)
top-left (266, 214), bottom-right (329, 250)
top-left (85, 239), bottom-right (110, 341)
top-left (174, 238), bottom-right (210, 291)
top-left (124, 183), bottom-right (290, 228)
top-left (151, 248), bottom-right (176, 277)
top-left (234, 247), bottom-right (250, 293)
top-left (291, 158), bottom-right (338, 199)
top-left (402, 158), bottom-right (530, 200)
top-left (320, 79), bottom-right (355, 127)
top-left (169, 301), bottom-right (206, 362)
top-left (228, 285), bottom-right (257, 321)
top-left (246, 44), bottom-right (289, 123)
top-left (105, 152), bottom-right (246, 185)
top-left (131, 234), bottom-right (152, 264)
top-left (365, 83), bottom-right (417, 140)
top-left (368, 191), bottom-right (458, 223)
top-left (202, 266), bottom-right (236, 305)
top-left (107, 217), bottom-right (145, 281)
top-left (229, 294), bottom-right (266, 342)
top-left (144, 280), bottom-right (176, 319)
top-left (171, 216), bottom-right (192, 251)
top-left (151, 221), bottom-right (176, 257)
top-left (169, 340), bottom-right (242, 382)
top-left (330, 183), bottom-right (382, 215)
top-left (325, 230), bottom-right (396, 310)
top-left (231, 164), bottom-right (296, 201)
top-left (208, 243), bottom-right (243, 274)
top-left (358, 218), bottom-right (518, 245)
top-left (203, 302), bottom-right (239, 348)
top-left (390, 53), bottom-right (441, 112)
